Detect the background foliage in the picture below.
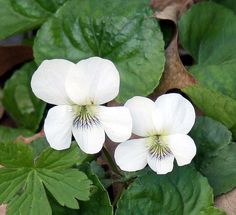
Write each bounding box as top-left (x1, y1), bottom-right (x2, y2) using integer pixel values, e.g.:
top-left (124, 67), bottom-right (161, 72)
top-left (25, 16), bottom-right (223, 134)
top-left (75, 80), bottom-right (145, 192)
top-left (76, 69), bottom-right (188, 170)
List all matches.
top-left (0, 0), bottom-right (236, 214)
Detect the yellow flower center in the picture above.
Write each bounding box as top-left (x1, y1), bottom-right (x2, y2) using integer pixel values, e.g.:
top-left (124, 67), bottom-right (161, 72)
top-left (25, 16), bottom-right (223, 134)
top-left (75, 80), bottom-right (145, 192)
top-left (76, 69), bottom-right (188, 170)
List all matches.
top-left (72, 105), bottom-right (99, 129)
top-left (146, 136), bottom-right (172, 159)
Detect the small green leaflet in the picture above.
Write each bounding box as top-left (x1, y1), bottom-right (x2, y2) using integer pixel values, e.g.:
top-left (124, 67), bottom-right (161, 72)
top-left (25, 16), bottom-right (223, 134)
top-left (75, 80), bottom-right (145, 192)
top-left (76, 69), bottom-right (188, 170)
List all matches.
top-left (0, 142), bottom-right (92, 215)
top-left (49, 162), bottom-right (113, 215)
top-left (116, 166), bottom-right (221, 215)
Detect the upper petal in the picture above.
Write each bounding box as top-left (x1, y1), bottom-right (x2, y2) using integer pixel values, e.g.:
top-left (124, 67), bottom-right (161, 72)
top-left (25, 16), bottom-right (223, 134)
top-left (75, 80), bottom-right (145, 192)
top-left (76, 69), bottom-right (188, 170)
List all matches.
top-left (72, 124), bottom-right (105, 154)
top-left (97, 106), bottom-right (132, 142)
top-left (147, 153), bottom-right (174, 174)
top-left (65, 57), bottom-right (120, 105)
top-left (44, 105), bottom-right (74, 150)
top-left (125, 96), bottom-right (156, 137)
top-left (153, 93), bottom-right (195, 135)
top-left (31, 59), bottom-right (75, 105)
top-left (114, 138), bottom-right (148, 172)
top-left (163, 134), bottom-right (197, 166)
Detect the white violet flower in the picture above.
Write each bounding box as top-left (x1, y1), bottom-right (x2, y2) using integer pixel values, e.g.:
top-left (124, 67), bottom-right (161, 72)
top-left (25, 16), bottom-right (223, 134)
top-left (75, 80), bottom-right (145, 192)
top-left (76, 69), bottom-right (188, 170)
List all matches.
top-left (31, 57), bottom-right (132, 154)
top-left (114, 93), bottom-right (196, 174)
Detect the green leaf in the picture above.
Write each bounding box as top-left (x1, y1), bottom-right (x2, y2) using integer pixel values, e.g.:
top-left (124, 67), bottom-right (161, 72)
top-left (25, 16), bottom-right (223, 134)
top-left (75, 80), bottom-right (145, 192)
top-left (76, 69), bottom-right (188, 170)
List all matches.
top-left (0, 142), bottom-right (34, 168)
top-left (0, 88), bottom-right (3, 119)
top-left (179, 2), bottom-right (236, 99)
top-left (0, 168), bottom-right (29, 203)
top-left (89, 161), bottom-right (113, 188)
top-left (37, 169), bottom-right (91, 209)
top-left (200, 143), bottom-right (236, 196)
top-left (48, 191), bottom-right (78, 215)
top-left (116, 166), bottom-right (213, 215)
top-left (30, 137), bottom-right (49, 157)
top-left (48, 163), bottom-right (113, 215)
top-left (190, 117), bottom-right (236, 195)
top-left (2, 62), bottom-right (46, 131)
top-left (7, 170), bottom-right (51, 215)
top-left (35, 143), bottom-right (89, 170)
top-left (79, 165), bottom-right (113, 215)
top-left (0, 126), bottom-right (48, 158)
top-left (34, 0), bottom-right (165, 102)
top-left (183, 85), bottom-right (236, 138)
top-left (213, 0), bottom-right (236, 14)
top-left (199, 207), bottom-right (226, 215)
top-left (189, 116), bottom-right (232, 166)
top-left (0, 126), bottom-right (32, 142)
top-left (0, 142), bottom-right (92, 215)
top-left (0, 0), bottom-right (67, 39)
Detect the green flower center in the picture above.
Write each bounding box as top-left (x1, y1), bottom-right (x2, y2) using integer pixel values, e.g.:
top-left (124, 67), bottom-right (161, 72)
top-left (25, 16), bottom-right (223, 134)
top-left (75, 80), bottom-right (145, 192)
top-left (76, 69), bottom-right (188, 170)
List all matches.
top-left (72, 105), bottom-right (99, 129)
top-left (147, 136), bottom-right (172, 159)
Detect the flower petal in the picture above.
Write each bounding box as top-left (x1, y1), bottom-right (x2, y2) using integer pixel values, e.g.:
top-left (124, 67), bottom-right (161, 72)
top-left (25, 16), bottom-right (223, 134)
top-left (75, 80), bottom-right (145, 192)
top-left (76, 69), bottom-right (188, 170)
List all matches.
top-left (31, 59), bottom-right (75, 105)
top-left (114, 138), bottom-right (148, 172)
top-left (125, 96), bottom-right (156, 137)
top-left (153, 93), bottom-right (195, 135)
top-left (97, 106), bottom-right (132, 142)
top-left (72, 124), bottom-right (105, 154)
top-left (44, 105), bottom-right (74, 150)
top-left (65, 57), bottom-right (119, 105)
top-left (147, 154), bottom-right (174, 174)
top-left (163, 134), bottom-right (196, 166)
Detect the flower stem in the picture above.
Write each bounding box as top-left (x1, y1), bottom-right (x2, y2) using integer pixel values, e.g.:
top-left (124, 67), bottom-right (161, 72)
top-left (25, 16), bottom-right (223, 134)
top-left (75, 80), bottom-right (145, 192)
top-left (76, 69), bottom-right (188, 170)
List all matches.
top-left (15, 129), bottom-right (44, 144)
top-left (102, 146), bottom-right (123, 177)
top-left (112, 184), bottom-right (125, 207)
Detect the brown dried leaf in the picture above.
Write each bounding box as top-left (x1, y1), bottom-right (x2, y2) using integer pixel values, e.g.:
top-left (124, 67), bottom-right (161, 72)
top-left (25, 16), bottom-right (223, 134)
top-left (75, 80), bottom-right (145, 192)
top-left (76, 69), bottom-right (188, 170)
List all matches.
top-left (151, 0), bottom-right (201, 23)
top-left (149, 0), bottom-right (198, 99)
top-left (0, 45), bottom-right (33, 77)
top-left (215, 188), bottom-right (236, 215)
top-left (149, 32), bottom-right (196, 99)
top-left (151, 0), bottom-right (193, 23)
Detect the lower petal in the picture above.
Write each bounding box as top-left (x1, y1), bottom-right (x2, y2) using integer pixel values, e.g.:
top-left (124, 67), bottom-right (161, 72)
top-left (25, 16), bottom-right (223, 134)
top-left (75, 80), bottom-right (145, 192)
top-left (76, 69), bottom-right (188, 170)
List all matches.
top-left (114, 138), bottom-right (148, 172)
top-left (72, 125), bottom-right (105, 154)
top-left (164, 134), bottom-right (196, 166)
top-left (97, 106), bottom-right (132, 142)
top-left (44, 105), bottom-right (73, 150)
top-left (147, 154), bottom-right (174, 174)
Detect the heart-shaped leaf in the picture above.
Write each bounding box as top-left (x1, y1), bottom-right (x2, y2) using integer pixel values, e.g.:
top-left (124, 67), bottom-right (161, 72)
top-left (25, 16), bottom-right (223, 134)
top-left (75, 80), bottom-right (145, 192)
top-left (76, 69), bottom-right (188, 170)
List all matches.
top-left (116, 166), bottom-right (217, 215)
top-left (179, 2), bottom-right (236, 99)
top-left (34, 0), bottom-right (165, 102)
